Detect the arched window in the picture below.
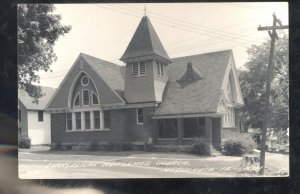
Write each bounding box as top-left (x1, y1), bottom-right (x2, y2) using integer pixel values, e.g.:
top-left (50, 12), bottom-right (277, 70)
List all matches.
top-left (73, 93), bottom-right (80, 107)
top-left (92, 92), bottom-right (99, 105)
top-left (66, 72), bottom-right (110, 131)
top-left (70, 73), bottom-right (100, 107)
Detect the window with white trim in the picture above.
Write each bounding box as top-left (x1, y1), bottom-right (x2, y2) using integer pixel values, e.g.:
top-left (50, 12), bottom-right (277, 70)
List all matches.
top-left (75, 112), bottom-right (81, 130)
top-left (81, 75), bottom-right (89, 86)
top-left (66, 113), bottom-right (72, 130)
top-left (82, 89), bottom-right (90, 106)
top-left (132, 61), bottom-right (146, 76)
top-left (73, 93), bottom-right (80, 107)
top-left (84, 111), bottom-right (91, 129)
top-left (156, 61), bottom-right (164, 77)
top-left (38, 110), bottom-right (43, 122)
top-left (94, 111), bottom-right (100, 129)
top-left (137, 108), bottom-right (143, 124)
top-left (223, 107), bottom-right (235, 128)
top-left (92, 92), bottom-right (99, 105)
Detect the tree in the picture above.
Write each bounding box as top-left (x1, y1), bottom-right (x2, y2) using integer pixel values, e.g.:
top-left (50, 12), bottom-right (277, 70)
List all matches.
top-left (239, 34), bottom-right (288, 131)
top-left (17, 4), bottom-right (71, 102)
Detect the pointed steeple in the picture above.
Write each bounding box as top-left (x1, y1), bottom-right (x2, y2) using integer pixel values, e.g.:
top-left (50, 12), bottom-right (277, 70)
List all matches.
top-left (120, 16), bottom-right (170, 63)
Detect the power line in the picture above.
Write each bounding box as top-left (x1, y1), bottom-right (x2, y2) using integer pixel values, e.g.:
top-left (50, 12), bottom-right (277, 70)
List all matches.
top-left (98, 4), bottom-right (265, 46)
top-left (115, 4), bottom-right (267, 44)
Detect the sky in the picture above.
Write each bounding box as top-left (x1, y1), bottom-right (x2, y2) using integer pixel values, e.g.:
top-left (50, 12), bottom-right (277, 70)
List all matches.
top-left (35, 2), bottom-right (288, 88)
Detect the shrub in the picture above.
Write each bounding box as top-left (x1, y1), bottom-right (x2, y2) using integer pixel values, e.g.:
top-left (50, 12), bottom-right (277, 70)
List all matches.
top-left (144, 142), bottom-right (153, 152)
top-left (222, 132), bottom-right (256, 156)
top-left (88, 142), bottom-right (99, 151)
top-left (52, 142), bottom-right (63, 151)
top-left (18, 134), bottom-right (31, 149)
top-left (65, 145), bottom-right (72, 150)
top-left (103, 142), bottom-right (133, 151)
top-left (191, 138), bottom-right (211, 155)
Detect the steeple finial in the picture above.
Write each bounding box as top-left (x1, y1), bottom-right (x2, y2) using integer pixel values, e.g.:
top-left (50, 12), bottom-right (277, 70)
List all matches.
top-left (144, 4), bottom-right (147, 16)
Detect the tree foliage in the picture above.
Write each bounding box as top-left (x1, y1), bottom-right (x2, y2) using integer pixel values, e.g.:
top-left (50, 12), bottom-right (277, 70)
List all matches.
top-left (239, 34), bottom-right (288, 131)
top-left (17, 4), bottom-right (71, 102)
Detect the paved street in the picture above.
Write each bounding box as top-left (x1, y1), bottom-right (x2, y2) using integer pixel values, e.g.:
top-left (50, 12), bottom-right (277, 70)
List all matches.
top-left (18, 146), bottom-right (289, 179)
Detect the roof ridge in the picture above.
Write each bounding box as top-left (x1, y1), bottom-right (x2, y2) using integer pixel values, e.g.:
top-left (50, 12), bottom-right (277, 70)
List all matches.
top-left (144, 16), bottom-right (154, 55)
top-left (80, 53), bottom-right (121, 68)
top-left (171, 49), bottom-right (232, 60)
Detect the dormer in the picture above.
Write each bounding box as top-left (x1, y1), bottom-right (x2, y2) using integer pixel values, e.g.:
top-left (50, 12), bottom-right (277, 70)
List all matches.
top-left (177, 62), bottom-right (204, 88)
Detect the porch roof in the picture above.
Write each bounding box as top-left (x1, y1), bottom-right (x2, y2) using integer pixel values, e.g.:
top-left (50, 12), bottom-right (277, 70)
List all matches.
top-left (154, 50), bottom-right (232, 117)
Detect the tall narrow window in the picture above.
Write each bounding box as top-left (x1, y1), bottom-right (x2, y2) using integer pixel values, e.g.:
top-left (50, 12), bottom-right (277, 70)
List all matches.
top-left (137, 108), bottom-right (143, 124)
top-left (73, 93), bottom-right (80, 107)
top-left (94, 111), bottom-right (100, 129)
top-left (92, 92), bottom-right (99, 105)
top-left (157, 62), bottom-right (161, 75)
top-left (132, 62), bottom-right (139, 76)
top-left (38, 110), bottom-right (43, 122)
top-left (75, 112), bottom-right (81, 130)
top-left (160, 63), bottom-right (164, 76)
top-left (66, 113), bottom-right (72, 130)
top-left (140, 61), bottom-right (146, 75)
top-left (84, 111), bottom-right (91, 129)
top-left (82, 89), bottom-right (89, 106)
top-left (104, 111), bottom-right (110, 129)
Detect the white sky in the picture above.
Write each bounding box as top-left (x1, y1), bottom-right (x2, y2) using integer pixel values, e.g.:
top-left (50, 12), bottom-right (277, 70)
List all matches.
top-left (36, 2), bottom-right (288, 88)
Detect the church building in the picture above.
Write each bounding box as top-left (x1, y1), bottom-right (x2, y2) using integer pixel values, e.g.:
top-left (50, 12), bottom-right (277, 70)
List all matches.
top-left (46, 16), bottom-right (244, 150)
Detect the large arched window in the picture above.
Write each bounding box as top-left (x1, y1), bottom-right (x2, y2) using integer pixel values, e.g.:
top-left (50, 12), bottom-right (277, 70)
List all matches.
top-left (70, 73), bottom-right (99, 108)
top-left (66, 72), bottom-right (110, 131)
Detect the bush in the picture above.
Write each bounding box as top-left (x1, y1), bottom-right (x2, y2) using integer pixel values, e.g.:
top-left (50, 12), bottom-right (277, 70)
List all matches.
top-left (52, 142), bottom-right (63, 151)
top-left (18, 134), bottom-right (31, 149)
top-left (88, 142), bottom-right (99, 151)
top-left (222, 132), bottom-right (256, 156)
top-left (191, 138), bottom-right (211, 155)
top-left (103, 142), bottom-right (133, 151)
top-left (144, 142), bottom-right (153, 152)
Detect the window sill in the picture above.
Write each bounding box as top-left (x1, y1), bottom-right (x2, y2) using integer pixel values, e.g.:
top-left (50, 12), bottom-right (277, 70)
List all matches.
top-left (157, 75), bottom-right (166, 78)
top-left (223, 126), bottom-right (236, 129)
top-left (137, 122), bottom-right (144, 126)
top-left (65, 128), bottom-right (111, 132)
top-left (156, 138), bottom-right (178, 140)
top-left (183, 137), bottom-right (201, 140)
top-left (133, 74), bottom-right (146, 78)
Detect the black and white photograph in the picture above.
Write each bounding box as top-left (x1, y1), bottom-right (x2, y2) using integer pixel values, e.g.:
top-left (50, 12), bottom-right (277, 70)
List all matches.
top-left (17, 2), bottom-right (289, 179)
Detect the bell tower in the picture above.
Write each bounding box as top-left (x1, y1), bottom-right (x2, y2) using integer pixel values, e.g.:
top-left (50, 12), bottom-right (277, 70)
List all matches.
top-left (120, 16), bottom-right (171, 103)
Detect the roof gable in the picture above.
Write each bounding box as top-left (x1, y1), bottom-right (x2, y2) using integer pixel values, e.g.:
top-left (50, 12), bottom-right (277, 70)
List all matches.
top-left (47, 54), bottom-right (125, 109)
top-left (154, 50), bottom-right (232, 117)
top-left (18, 86), bottom-right (55, 110)
top-left (120, 16), bottom-right (170, 61)
top-left (81, 53), bottom-right (124, 93)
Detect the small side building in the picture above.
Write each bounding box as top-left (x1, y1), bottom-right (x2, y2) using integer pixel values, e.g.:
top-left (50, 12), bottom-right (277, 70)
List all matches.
top-left (18, 86), bottom-right (55, 145)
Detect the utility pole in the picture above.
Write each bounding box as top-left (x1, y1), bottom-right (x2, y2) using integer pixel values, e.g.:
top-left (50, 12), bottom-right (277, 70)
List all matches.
top-left (257, 13), bottom-right (288, 175)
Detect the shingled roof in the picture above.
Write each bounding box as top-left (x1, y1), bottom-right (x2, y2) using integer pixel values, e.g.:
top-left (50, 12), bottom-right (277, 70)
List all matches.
top-left (120, 16), bottom-right (170, 61)
top-left (81, 53), bottom-right (125, 93)
top-left (18, 86), bottom-right (55, 110)
top-left (154, 50), bottom-right (232, 117)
